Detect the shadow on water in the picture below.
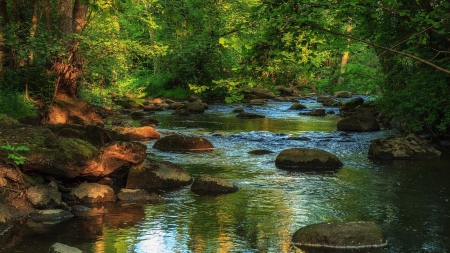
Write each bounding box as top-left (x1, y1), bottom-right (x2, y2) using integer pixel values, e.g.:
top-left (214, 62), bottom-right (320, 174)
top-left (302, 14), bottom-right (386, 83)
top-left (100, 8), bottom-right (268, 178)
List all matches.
top-left (3, 100), bottom-right (450, 252)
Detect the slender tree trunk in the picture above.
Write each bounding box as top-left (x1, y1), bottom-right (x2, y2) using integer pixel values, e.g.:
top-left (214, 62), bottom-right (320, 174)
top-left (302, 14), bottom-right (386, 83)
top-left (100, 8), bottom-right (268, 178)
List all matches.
top-left (0, 0), bottom-right (9, 75)
top-left (43, 0), bottom-right (53, 33)
top-left (338, 24), bottom-right (353, 85)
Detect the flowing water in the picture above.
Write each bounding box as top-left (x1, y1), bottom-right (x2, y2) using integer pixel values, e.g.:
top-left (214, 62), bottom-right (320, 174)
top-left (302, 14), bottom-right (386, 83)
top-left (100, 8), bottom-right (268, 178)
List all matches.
top-left (2, 98), bottom-right (450, 253)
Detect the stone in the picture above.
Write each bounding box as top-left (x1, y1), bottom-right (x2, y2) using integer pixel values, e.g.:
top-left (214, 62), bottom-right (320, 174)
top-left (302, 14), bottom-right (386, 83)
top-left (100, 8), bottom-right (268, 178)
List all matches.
top-left (71, 183), bottom-right (116, 203)
top-left (368, 134), bottom-right (441, 159)
top-left (299, 109), bottom-right (326, 116)
top-left (153, 135), bottom-right (214, 152)
top-left (46, 98), bottom-right (104, 127)
top-left (186, 102), bottom-right (208, 114)
top-left (172, 108), bottom-right (191, 116)
top-left (26, 181), bottom-right (62, 209)
top-left (333, 91), bottom-right (353, 98)
top-left (140, 118), bottom-right (159, 126)
top-left (118, 126), bottom-right (160, 140)
top-left (190, 174), bottom-right (239, 195)
top-left (117, 189), bottom-right (160, 202)
top-left (236, 112), bottom-right (265, 119)
top-left (129, 111), bottom-right (148, 120)
top-left (292, 221), bottom-right (387, 249)
top-left (246, 87), bottom-right (277, 99)
top-left (289, 103), bottom-right (307, 110)
top-left (248, 149), bottom-right (274, 155)
top-left (232, 107), bottom-right (244, 113)
top-left (275, 86), bottom-right (298, 96)
top-left (126, 159), bottom-right (192, 190)
top-left (317, 96), bottom-right (336, 106)
top-left (248, 99), bottom-right (267, 105)
top-left (337, 113), bottom-right (380, 132)
top-left (275, 148), bottom-right (343, 171)
top-left (48, 243), bottom-right (84, 253)
top-left (30, 209), bottom-right (74, 224)
top-left (340, 97), bottom-right (365, 113)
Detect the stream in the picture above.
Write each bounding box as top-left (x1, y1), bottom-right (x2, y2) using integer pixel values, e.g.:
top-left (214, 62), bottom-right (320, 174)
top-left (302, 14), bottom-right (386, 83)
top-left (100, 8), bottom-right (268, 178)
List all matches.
top-left (2, 98), bottom-right (450, 253)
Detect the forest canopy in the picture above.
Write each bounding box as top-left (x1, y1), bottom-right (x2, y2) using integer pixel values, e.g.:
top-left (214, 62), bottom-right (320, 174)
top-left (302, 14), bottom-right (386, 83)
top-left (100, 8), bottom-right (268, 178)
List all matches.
top-left (0, 0), bottom-right (449, 134)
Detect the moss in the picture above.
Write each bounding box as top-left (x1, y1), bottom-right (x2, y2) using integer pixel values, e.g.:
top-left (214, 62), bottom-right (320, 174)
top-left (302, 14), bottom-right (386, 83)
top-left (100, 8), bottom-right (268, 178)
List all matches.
top-left (23, 174), bottom-right (45, 188)
top-left (59, 138), bottom-right (98, 160)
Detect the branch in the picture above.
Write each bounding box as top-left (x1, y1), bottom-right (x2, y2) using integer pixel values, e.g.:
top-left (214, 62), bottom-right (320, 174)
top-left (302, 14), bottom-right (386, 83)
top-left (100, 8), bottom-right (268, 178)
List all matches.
top-left (306, 24), bottom-right (450, 75)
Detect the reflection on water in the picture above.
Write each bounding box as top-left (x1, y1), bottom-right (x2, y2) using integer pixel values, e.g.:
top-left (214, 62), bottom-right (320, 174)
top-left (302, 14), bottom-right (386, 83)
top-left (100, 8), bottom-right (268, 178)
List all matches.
top-left (2, 100), bottom-right (450, 253)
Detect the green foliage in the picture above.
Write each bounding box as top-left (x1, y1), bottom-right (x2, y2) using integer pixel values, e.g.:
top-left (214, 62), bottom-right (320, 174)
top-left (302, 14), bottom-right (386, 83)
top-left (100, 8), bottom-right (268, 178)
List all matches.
top-left (1, 143), bottom-right (30, 165)
top-left (0, 87), bottom-right (37, 119)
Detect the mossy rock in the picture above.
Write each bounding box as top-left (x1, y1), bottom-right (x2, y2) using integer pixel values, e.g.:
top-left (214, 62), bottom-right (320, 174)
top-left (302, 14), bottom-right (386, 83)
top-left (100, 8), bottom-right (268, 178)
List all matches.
top-left (275, 148), bottom-right (343, 171)
top-left (153, 135), bottom-right (214, 152)
top-left (292, 221), bottom-right (387, 249)
top-left (190, 174), bottom-right (238, 195)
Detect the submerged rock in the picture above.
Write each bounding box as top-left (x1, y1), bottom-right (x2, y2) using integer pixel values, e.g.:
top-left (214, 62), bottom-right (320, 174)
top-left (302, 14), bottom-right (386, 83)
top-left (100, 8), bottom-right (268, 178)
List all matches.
top-left (190, 174), bottom-right (239, 195)
top-left (71, 183), bottom-right (116, 203)
top-left (48, 242), bottom-right (84, 253)
top-left (292, 221), bottom-right (386, 249)
top-left (275, 148), bottom-right (343, 171)
top-left (30, 209), bottom-right (74, 224)
top-left (248, 149), bottom-right (274, 155)
top-left (126, 159), bottom-right (192, 190)
top-left (236, 112), bottom-right (265, 119)
top-left (299, 109), bottom-right (326, 117)
top-left (368, 134), bottom-right (441, 159)
top-left (153, 135), bottom-right (214, 152)
top-left (117, 189), bottom-right (159, 202)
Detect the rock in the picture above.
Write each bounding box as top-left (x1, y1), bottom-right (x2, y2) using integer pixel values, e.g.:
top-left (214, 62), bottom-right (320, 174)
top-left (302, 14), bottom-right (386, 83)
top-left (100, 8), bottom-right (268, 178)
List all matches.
top-left (48, 243), bottom-right (84, 253)
top-left (337, 113), bottom-right (380, 132)
top-left (114, 97), bottom-right (145, 109)
top-left (167, 102), bottom-right (185, 110)
top-left (140, 118), bottom-right (159, 126)
top-left (275, 86), bottom-right (298, 96)
top-left (118, 126), bottom-right (160, 140)
top-left (46, 124), bottom-right (127, 146)
top-left (340, 97), bottom-right (364, 113)
top-left (143, 104), bottom-right (164, 112)
top-left (317, 96), bottom-right (335, 106)
top-left (0, 203), bottom-right (12, 224)
top-left (232, 107), bottom-right (245, 113)
top-left (153, 135), bottom-right (214, 152)
top-left (246, 87), bottom-right (277, 99)
top-left (292, 221), bottom-right (386, 249)
top-left (126, 159), bottom-right (192, 190)
top-left (333, 91), bottom-right (353, 98)
top-left (26, 181), bottom-right (62, 209)
top-left (289, 103), bottom-right (307, 110)
top-left (129, 111), bottom-right (148, 120)
top-left (248, 99), bottom-right (267, 105)
top-left (172, 108), bottom-right (191, 116)
top-left (71, 183), bottom-right (116, 203)
top-left (117, 189), bottom-right (159, 202)
top-left (248, 149), bottom-right (274, 155)
top-left (275, 148), bottom-right (343, 171)
top-left (30, 209), bottom-right (74, 223)
top-left (46, 98), bottom-right (104, 127)
top-left (190, 174), bottom-right (239, 195)
top-left (299, 109), bottom-right (326, 116)
top-left (236, 112), bottom-right (265, 119)
top-left (368, 134), bottom-right (441, 159)
top-left (186, 102), bottom-right (208, 114)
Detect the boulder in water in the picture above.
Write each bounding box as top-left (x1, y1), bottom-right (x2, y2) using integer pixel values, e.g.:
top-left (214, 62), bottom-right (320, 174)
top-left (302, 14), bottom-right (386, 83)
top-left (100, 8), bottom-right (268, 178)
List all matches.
top-left (26, 181), bottom-right (62, 209)
top-left (275, 148), bottom-right (343, 171)
top-left (289, 103), bottom-right (307, 110)
top-left (292, 221), bottom-right (387, 249)
top-left (126, 159), bottom-right (192, 190)
top-left (153, 135), bottom-right (214, 152)
top-left (368, 134), bottom-right (441, 159)
top-left (30, 209), bottom-right (74, 224)
top-left (48, 243), bottom-right (84, 253)
top-left (190, 174), bottom-right (239, 195)
top-left (71, 183), bottom-right (116, 203)
top-left (299, 109), bottom-right (326, 116)
top-left (337, 113), bottom-right (380, 132)
top-left (236, 112), bottom-right (265, 119)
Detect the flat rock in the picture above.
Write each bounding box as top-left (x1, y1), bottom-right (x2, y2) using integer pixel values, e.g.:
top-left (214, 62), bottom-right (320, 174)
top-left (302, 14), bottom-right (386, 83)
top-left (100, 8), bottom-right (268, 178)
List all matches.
top-left (275, 148), bottom-right (343, 171)
top-left (30, 209), bottom-right (74, 224)
top-left (368, 134), bottom-right (441, 159)
top-left (153, 135), bottom-right (214, 152)
top-left (292, 221), bottom-right (387, 249)
top-left (48, 243), bottom-right (84, 253)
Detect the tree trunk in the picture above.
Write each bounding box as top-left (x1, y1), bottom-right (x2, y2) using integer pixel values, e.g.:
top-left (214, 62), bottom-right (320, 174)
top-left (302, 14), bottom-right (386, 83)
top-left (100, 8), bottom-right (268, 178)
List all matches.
top-left (338, 24), bottom-right (353, 85)
top-left (43, 0), bottom-right (53, 33)
top-left (0, 0), bottom-right (9, 75)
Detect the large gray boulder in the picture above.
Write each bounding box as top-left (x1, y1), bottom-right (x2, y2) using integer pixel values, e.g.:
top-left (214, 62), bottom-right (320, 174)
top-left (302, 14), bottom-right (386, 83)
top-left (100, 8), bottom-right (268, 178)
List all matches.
top-left (368, 134), bottom-right (441, 159)
top-left (275, 148), bottom-right (343, 171)
top-left (126, 159), bottom-right (192, 190)
top-left (26, 181), bottom-right (62, 209)
top-left (190, 174), bottom-right (239, 195)
top-left (292, 221), bottom-right (386, 249)
top-left (71, 183), bottom-right (116, 203)
top-left (337, 113), bottom-right (380, 132)
top-left (153, 135), bottom-right (214, 152)
top-left (49, 243), bottom-right (84, 253)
